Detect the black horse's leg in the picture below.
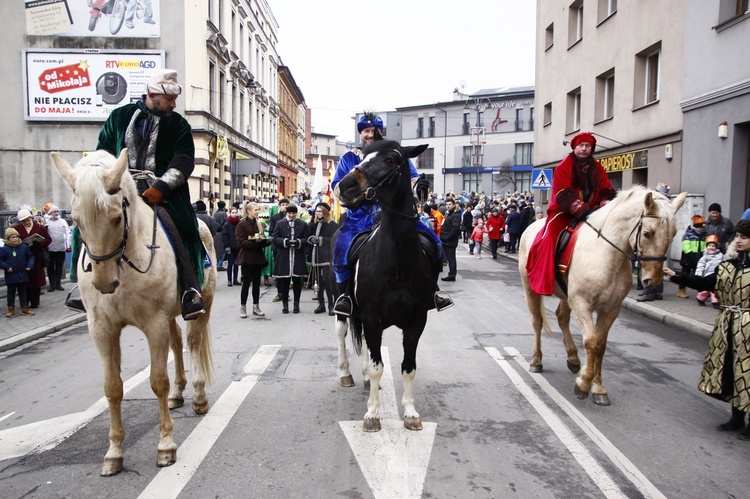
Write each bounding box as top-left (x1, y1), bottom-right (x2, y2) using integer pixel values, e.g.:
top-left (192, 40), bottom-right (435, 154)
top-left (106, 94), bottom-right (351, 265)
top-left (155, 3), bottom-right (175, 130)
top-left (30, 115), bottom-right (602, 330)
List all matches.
top-left (401, 317), bottom-right (426, 431)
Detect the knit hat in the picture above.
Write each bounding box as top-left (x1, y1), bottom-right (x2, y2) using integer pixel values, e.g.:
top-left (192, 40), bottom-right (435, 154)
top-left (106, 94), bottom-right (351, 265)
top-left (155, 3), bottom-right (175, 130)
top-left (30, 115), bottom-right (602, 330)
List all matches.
top-left (16, 209), bottom-right (32, 221)
top-left (4, 228), bottom-right (21, 247)
top-left (146, 69), bottom-right (182, 96)
top-left (48, 204), bottom-right (60, 214)
top-left (708, 203), bottom-right (722, 213)
top-left (315, 202), bottom-right (331, 212)
top-left (5, 227), bottom-right (19, 239)
top-left (735, 219), bottom-right (750, 237)
top-left (194, 200), bottom-right (207, 212)
top-left (570, 131), bottom-right (596, 151)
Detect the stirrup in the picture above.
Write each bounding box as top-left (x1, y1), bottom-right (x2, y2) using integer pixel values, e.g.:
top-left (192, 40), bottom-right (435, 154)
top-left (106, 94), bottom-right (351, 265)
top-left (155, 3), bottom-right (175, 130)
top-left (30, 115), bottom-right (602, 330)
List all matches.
top-left (333, 295), bottom-right (352, 317)
top-left (434, 290), bottom-right (454, 312)
top-left (181, 287), bottom-right (206, 321)
top-left (65, 285), bottom-right (86, 313)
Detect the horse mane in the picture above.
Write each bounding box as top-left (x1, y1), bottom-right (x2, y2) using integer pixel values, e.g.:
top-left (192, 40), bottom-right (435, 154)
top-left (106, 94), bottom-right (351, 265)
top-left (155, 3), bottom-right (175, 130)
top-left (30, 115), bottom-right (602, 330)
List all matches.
top-left (75, 150), bottom-right (137, 222)
top-left (586, 185), bottom-right (673, 228)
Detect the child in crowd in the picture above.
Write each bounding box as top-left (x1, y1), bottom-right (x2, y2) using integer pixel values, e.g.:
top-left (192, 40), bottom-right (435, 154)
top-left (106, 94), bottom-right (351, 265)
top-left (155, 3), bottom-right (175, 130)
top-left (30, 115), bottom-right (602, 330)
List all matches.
top-left (470, 218), bottom-right (488, 259)
top-left (695, 235), bottom-right (724, 309)
top-left (0, 228), bottom-right (35, 318)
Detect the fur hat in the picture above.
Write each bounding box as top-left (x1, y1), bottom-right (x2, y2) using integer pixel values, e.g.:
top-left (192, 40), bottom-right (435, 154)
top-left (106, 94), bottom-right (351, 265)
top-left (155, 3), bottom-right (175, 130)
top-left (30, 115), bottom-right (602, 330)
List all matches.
top-left (571, 131), bottom-right (596, 151)
top-left (708, 203), bottom-right (722, 213)
top-left (735, 219), bottom-right (750, 237)
top-left (357, 112), bottom-right (384, 133)
top-left (285, 203), bottom-right (298, 213)
top-left (16, 209), bottom-right (32, 221)
top-left (146, 69), bottom-right (182, 96)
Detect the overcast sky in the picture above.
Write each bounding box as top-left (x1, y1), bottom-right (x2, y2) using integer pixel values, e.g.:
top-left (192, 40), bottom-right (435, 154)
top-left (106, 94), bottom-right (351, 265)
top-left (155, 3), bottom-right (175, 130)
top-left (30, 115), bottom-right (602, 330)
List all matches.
top-left (269, 0), bottom-right (537, 143)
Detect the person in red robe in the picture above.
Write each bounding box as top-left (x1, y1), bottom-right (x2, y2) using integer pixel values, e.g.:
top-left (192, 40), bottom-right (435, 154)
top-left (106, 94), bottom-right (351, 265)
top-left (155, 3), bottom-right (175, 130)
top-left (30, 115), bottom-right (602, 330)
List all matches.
top-left (526, 131), bottom-right (617, 295)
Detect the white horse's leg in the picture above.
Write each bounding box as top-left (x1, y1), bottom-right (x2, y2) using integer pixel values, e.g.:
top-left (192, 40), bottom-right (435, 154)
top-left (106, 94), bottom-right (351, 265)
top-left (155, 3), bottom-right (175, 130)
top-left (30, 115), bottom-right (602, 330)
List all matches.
top-left (168, 319), bottom-right (186, 409)
top-left (360, 335), bottom-right (371, 391)
top-left (526, 291), bottom-right (545, 373)
top-left (589, 309), bottom-right (619, 406)
top-left (336, 317), bottom-right (354, 387)
top-left (186, 313), bottom-right (212, 414)
top-left (93, 322), bottom-right (126, 476)
top-left (363, 357), bottom-right (384, 432)
top-left (401, 322), bottom-right (424, 431)
top-left (572, 306), bottom-right (598, 400)
top-left (144, 322), bottom-right (178, 468)
top-left (556, 300), bottom-right (581, 373)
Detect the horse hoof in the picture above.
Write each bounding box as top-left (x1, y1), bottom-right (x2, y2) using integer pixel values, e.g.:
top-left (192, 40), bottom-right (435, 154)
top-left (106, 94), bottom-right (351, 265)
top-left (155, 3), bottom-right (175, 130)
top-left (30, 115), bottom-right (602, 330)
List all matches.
top-left (404, 417), bottom-right (423, 431)
top-left (364, 379), bottom-right (371, 391)
top-left (529, 364), bottom-right (543, 373)
top-left (340, 375), bottom-right (355, 387)
top-left (100, 457), bottom-right (124, 476)
top-left (157, 449), bottom-right (177, 467)
top-left (574, 385), bottom-right (589, 400)
top-left (567, 361), bottom-right (581, 374)
top-left (362, 418), bottom-right (381, 432)
top-left (192, 400), bottom-right (209, 415)
top-left (168, 396), bottom-right (184, 409)
top-left (592, 393), bottom-right (611, 406)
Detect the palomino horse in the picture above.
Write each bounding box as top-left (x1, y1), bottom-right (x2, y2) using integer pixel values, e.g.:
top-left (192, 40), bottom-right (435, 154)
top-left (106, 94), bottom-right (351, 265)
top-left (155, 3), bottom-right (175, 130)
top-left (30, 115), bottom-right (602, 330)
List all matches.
top-left (334, 140), bottom-right (432, 432)
top-left (51, 149), bottom-right (216, 476)
top-left (518, 187), bottom-right (686, 406)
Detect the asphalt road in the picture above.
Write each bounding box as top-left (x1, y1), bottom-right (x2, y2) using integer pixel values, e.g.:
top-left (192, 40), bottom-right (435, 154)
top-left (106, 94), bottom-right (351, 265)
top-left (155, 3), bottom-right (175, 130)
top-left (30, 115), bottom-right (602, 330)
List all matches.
top-left (0, 250), bottom-right (747, 499)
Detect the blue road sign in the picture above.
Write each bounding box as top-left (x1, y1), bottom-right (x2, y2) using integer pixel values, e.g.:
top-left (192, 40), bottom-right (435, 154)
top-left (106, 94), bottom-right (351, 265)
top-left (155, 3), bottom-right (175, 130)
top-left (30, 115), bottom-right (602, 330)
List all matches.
top-left (531, 169), bottom-right (553, 190)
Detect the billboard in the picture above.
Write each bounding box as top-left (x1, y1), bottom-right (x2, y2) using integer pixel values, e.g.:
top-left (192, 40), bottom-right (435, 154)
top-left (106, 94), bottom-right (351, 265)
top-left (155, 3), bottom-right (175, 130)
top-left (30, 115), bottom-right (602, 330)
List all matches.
top-left (24, 0), bottom-right (161, 38)
top-left (24, 49), bottom-right (165, 121)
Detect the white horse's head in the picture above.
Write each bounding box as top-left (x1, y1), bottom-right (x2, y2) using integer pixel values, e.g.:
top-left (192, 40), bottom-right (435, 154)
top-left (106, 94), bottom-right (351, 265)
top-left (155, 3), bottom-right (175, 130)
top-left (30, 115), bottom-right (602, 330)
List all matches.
top-left (51, 149), bottom-right (134, 294)
top-left (590, 186), bottom-right (687, 289)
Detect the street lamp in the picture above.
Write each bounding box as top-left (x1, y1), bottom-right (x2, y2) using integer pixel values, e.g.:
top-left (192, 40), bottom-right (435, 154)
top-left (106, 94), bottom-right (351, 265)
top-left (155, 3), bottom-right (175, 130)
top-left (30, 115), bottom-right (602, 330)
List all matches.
top-left (434, 105), bottom-right (448, 193)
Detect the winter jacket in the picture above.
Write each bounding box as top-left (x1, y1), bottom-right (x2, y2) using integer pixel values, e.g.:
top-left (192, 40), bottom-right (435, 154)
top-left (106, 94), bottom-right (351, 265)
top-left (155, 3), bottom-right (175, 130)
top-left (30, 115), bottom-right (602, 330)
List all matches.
top-left (705, 216), bottom-right (735, 251)
top-left (485, 214), bottom-right (505, 240)
top-left (439, 208), bottom-right (462, 248)
top-left (0, 244), bottom-right (34, 284)
top-left (695, 250), bottom-right (724, 277)
top-left (236, 217), bottom-right (271, 267)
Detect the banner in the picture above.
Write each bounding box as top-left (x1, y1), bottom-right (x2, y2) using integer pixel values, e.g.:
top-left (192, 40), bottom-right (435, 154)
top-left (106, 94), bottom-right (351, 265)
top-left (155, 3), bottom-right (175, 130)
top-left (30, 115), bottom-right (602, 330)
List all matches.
top-left (24, 49), bottom-right (164, 121)
top-left (25, 0), bottom-right (161, 38)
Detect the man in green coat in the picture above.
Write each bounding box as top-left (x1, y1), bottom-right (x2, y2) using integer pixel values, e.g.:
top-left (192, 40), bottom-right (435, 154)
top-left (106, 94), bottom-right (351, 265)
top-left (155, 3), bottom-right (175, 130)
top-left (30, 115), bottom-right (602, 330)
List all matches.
top-left (96, 69), bottom-right (205, 320)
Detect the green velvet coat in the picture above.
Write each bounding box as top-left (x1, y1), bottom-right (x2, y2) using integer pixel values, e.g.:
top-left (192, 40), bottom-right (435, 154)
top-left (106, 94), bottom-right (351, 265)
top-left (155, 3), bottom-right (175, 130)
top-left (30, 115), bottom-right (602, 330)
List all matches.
top-left (96, 102), bottom-right (204, 287)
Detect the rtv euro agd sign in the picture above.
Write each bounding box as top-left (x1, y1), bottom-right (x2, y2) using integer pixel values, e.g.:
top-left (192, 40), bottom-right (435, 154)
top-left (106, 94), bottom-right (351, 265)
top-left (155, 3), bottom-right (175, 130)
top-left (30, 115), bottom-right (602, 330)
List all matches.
top-left (24, 49), bottom-right (164, 121)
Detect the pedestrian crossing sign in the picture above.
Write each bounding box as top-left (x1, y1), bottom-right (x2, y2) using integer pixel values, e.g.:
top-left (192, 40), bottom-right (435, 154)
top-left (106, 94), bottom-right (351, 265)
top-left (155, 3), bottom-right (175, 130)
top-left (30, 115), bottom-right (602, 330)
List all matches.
top-left (531, 169), bottom-right (553, 190)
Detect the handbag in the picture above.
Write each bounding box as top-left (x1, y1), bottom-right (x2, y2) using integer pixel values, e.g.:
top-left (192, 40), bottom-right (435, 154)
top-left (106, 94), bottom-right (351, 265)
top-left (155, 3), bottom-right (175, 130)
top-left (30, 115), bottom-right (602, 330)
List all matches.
top-left (503, 232), bottom-right (511, 243)
top-left (42, 247), bottom-right (50, 267)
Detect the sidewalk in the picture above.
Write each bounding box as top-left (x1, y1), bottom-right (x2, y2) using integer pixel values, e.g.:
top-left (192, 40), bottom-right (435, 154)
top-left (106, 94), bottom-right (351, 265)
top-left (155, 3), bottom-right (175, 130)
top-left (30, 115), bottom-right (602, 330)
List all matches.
top-left (0, 282), bottom-right (87, 352)
top-left (479, 242), bottom-right (716, 340)
top-left (0, 248), bottom-right (718, 353)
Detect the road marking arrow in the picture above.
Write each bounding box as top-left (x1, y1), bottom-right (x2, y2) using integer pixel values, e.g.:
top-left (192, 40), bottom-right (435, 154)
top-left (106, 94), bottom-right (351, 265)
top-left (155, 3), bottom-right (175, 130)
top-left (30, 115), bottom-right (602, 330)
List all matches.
top-left (340, 347), bottom-right (437, 499)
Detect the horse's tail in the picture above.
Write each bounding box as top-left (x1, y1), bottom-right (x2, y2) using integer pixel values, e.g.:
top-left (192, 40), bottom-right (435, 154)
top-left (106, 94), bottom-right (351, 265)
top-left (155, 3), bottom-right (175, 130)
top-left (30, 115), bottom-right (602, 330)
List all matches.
top-left (187, 318), bottom-right (214, 385)
top-left (349, 315), bottom-right (363, 356)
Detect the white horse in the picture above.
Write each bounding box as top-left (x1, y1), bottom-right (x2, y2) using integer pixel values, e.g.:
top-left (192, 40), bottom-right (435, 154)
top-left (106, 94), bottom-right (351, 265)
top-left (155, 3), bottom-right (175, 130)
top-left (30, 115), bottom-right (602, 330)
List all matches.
top-left (518, 187), bottom-right (686, 406)
top-left (51, 149), bottom-right (216, 476)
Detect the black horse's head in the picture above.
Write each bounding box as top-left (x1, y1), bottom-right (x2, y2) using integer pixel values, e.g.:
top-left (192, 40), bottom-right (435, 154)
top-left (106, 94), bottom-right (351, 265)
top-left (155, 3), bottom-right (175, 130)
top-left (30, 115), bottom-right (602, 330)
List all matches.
top-left (335, 140), bottom-right (428, 209)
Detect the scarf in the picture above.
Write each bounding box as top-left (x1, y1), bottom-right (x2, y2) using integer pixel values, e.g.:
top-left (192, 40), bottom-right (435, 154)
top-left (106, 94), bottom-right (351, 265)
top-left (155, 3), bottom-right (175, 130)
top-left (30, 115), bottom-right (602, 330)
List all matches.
top-left (125, 99), bottom-right (160, 175)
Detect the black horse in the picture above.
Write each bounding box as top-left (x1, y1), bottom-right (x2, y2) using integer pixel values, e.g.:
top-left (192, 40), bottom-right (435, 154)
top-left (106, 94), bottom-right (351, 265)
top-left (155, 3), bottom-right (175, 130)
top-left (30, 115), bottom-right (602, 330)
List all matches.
top-left (333, 140), bottom-right (432, 432)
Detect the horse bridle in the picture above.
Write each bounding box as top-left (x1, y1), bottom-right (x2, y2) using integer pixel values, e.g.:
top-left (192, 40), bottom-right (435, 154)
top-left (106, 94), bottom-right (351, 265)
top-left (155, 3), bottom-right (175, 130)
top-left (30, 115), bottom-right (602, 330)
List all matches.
top-left (350, 152), bottom-right (419, 221)
top-left (585, 212), bottom-right (668, 265)
top-left (81, 191), bottom-right (160, 274)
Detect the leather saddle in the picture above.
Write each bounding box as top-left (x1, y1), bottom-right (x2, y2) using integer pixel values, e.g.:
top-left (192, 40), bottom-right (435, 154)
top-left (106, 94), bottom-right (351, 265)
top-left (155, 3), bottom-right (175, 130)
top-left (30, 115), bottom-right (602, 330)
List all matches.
top-left (554, 219), bottom-right (583, 295)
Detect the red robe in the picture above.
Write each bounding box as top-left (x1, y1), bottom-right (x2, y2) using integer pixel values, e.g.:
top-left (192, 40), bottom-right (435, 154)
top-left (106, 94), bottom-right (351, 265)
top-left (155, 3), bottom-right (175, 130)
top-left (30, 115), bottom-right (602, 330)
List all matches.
top-left (526, 153), bottom-right (616, 295)
top-left (13, 221), bottom-right (52, 289)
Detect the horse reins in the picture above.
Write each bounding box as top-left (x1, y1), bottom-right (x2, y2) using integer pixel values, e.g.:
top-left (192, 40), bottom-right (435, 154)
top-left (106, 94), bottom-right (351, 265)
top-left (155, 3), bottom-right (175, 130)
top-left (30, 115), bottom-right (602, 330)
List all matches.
top-left (352, 152), bottom-right (419, 221)
top-left (585, 212), bottom-right (667, 265)
top-left (81, 192), bottom-right (160, 274)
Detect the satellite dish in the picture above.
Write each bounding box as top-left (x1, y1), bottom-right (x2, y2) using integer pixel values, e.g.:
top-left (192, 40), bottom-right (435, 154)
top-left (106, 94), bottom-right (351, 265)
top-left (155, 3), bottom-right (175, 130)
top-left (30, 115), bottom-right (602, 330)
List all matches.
top-left (459, 80), bottom-right (467, 91)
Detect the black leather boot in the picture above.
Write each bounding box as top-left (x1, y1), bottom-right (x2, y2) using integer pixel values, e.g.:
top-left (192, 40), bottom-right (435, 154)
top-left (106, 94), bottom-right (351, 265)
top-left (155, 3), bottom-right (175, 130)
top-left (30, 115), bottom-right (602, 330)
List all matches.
top-left (717, 406), bottom-right (746, 432)
top-left (333, 278), bottom-right (352, 317)
top-left (282, 301), bottom-right (289, 314)
top-left (434, 291), bottom-right (454, 311)
top-left (293, 302), bottom-right (300, 314)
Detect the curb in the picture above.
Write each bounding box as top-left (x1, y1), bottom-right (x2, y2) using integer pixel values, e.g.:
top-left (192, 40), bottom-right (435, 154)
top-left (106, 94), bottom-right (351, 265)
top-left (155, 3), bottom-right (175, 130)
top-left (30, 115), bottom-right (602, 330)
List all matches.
top-left (621, 297), bottom-right (713, 340)
top-left (0, 314), bottom-right (87, 352)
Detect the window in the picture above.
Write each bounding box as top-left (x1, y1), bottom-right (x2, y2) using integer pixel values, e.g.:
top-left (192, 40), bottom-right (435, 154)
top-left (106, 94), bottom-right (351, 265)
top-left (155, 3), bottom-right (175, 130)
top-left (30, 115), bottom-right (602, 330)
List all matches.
top-left (515, 143), bottom-right (534, 165)
top-left (597, 0), bottom-right (617, 24)
top-left (418, 148), bottom-right (434, 170)
top-left (428, 116), bottom-right (435, 138)
top-left (567, 87), bottom-right (581, 132)
top-left (476, 111), bottom-right (484, 127)
top-left (568, 0), bottom-right (583, 47)
top-left (595, 69), bottom-right (615, 121)
top-left (515, 171), bottom-right (532, 193)
top-left (232, 83), bottom-right (238, 128)
top-left (634, 42), bottom-right (661, 108)
top-left (209, 62), bottom-right (216, 116)
top-left (543, 102), bottom-right (552, 126)
top-left (530, 108), bottom-right (535, 130)
top-left (219, 71), bottom-right (226, 122)
top-left (463, 173), bottom-right (480, 193)
top-left (717, 0), bottom-right (749, 25)
top-left (515, 109), bottom-right (523, 131)
top-left (417, 117), bottom-right (424, 138)
top-left (463, 113), bottom-right (470, 134)
top-left (545, 22), bottom-right (554, 50)
top-left (462, 146), bottom-right (472, 167)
